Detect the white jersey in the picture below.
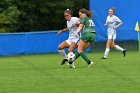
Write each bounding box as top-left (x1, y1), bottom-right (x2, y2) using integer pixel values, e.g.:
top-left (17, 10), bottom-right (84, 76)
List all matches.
top-left (106, 15), bottom-right (121, 33)
top-left (106, 15), bottom-right (121, 40)
top-left (67, 17), bottom-right (80, 38)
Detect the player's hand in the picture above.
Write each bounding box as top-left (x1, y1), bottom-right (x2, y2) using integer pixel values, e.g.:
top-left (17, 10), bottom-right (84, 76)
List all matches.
top-left (113, 26), bottom-right (117, 30)
top-left (58, 30), bottom-right (62, 35)
top-left (75, 33), bottom-right (78, 38)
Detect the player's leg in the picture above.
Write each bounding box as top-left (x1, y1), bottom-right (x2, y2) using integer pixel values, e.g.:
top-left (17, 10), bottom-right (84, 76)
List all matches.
top-left (101, 32), bottom-right (115, 59)
top-left (72, 42), bottom-right (92, 62)
top-left (111, 40), bottom-right (126, 57)
top-left (68, 42), bottom-right (77, 68)
top-left (77, 40), bottom-right (93, 68)
top-left (68, 42), bottom-right (77, 53)
top-left (67, 37), bottom-right (79, 67)
top-left (58, 41), bottom-right (70, 65)
top-left (77, 33), bottom-right (96, 66)
top-left (74, 40), bottom-right (89, 62)
top-left (111, 32), bottom-right (126, 57)
top-left (101, 39), bottom-right (112, 59)
top-left (74, 33), bottom-right (92, 61)
top-left (85, 42), bottom-right (92, 49)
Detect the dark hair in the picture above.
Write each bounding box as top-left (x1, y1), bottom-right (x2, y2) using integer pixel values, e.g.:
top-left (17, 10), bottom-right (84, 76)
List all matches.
top-left (109, 7), bottom-right (115, 14)
top-left (79, 8), bottom-right (92, 18)
top-left (64, 9), bottom-right (73, 16)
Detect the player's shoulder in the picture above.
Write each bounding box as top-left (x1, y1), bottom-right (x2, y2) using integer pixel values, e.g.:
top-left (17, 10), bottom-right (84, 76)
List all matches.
top-left (113, 15), bottom-right (119, 19)
top-left (107, 15), bottom-right (110, 18)
top-left (82, 17), bottom-right (90, 21)
top-left (71, 17), bottom-right (79, 20)
top-left (106, 15), bottom-right (110, 20)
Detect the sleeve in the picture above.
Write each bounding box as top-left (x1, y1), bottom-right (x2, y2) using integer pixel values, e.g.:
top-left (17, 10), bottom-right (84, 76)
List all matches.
top-left (114, 16), bottom-right (121, 22)
top-left (80, 18), bottom-right (86, 25)
top-left (75, 17), bottom-right (80, 24)
top-left (106, 16), bottom-right (109, 23)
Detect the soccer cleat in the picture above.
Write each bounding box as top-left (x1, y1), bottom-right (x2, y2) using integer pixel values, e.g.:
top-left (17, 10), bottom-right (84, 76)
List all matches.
top-left (123, 49), bottom-right (127, 57)
top-left (60, 59), bottom-right (68, 65)
top-left (88, 61), bottom-right (94, 68)
top-left (69, 61), bottom-right (75, 68)
top-left (100, 57), bottom-right (107, 59)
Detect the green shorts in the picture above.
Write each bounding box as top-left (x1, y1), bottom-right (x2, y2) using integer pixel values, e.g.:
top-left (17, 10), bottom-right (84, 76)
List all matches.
top-left (81, 32), bottom-right (96, 43)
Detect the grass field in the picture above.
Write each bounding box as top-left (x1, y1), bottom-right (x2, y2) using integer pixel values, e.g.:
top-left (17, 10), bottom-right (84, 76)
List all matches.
top-left (0, 51), bottom-right (140, 93)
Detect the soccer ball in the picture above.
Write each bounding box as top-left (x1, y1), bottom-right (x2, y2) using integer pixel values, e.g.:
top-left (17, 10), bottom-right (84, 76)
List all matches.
top-left (67, 52), bottom-right (75, 61)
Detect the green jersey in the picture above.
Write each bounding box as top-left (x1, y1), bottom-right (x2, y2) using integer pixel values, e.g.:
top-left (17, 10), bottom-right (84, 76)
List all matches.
top-left (80, 17), bottom-right (95, 33)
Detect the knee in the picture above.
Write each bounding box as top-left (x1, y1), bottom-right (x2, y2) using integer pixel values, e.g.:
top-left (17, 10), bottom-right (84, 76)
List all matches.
top-left (58, 45), bottom-right (63, 50)
top-left (68, 48), bottom-right (73, 53)
top-left (78, 50), bottom-right (83, 54)
top-left (111, 44), bottom-right (116, 48)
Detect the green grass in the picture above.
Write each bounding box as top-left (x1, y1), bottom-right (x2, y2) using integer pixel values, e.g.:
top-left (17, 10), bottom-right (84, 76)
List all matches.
top-left (0, 51), bottom-right (140, 93)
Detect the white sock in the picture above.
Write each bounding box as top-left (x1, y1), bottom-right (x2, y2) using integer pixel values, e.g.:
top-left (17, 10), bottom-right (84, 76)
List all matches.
top-left (115, 45), bottom-right (124, 52)
top-left (104, 48), bottom-right (110, 58)
top-left (58, 49), bottom-right (67, 59)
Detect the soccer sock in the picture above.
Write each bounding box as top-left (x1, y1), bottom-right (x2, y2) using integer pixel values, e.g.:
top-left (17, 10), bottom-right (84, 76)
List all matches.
top-left (115, 45), bottom-right (124, 52)
top-left (80, 52), bottom-right (91, 64)
top-left (58, 49), bottom-right (67, 59)
top-left (75, 52), bottom-right (80, 60)
top-left (104, 48), bottom-right (110, 58)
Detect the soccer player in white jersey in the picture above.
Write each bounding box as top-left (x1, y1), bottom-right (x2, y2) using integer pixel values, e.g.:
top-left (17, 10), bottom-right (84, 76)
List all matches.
top-left (101, 8), bottom-right (126, 59)
top-left (58, 9), bottom-right (80, 66)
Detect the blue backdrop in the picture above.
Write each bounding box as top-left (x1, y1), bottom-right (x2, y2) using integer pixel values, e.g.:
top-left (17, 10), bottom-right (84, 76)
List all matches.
top-left (90, 0), bottom-right (140, 42)
top-left (0, 32), bottom-right (68, 56)
top-left (0, 31), bottom-right (91, 56)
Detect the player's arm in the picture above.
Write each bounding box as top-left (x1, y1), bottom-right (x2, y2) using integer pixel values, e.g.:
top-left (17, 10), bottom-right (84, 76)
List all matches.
top-left (113, 21), bottom-right (123, 30)
top-left (58, 28), bottom-right (69, 35)
top-left (75, 24), bottom-right (83, 37)
top-left (117, 21), bottom-right (123, 27)
top-left (75, 18), bottom-right (85, 37)
top-left (113, 17), bottom-right (123, 30)
top-left (105, 17), bottom-right (109, 26)
top-left (105, 22), bottom-right (109, 26)
top-left (72, 18), bottom-right (80, 27)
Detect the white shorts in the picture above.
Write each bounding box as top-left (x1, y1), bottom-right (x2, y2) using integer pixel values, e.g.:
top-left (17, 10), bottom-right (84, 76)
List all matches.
top-left (66, 37), bottom-right (79, 45)
top-left (107, 30), bottom-right (116, 40)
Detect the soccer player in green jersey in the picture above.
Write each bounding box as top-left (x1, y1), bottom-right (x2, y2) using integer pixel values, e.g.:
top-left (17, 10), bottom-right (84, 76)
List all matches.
top-left (74, 8), bottom-right (96, 68)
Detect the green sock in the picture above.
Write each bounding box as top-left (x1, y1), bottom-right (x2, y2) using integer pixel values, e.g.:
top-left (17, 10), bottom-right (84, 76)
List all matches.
top-left (75, 52), bottom-right (80, 60)
top-left (80, 52), bottom-right (91, 64)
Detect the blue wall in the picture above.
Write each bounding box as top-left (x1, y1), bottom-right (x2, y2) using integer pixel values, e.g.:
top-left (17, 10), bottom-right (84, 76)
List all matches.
top-left (0, 31), bottom-right (68, 56)
top-left (0, 31), bottom-right (91, 56)
top-left (90, 0), bottom-right (139, 42)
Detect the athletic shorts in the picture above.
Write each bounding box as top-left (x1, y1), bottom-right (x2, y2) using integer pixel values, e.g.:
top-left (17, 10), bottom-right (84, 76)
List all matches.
top-left (107, 29), bottom-right (116, 40)
top-left (81, 32), bottom-right (96, 43)
top-left (66, 37), bottom-right (79, 45)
